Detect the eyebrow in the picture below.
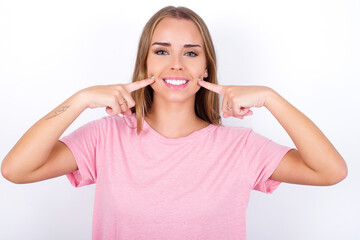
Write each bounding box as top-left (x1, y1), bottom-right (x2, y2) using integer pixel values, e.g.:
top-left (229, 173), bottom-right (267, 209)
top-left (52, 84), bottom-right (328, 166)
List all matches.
top-left (151, 42), bottom-right (201, 48)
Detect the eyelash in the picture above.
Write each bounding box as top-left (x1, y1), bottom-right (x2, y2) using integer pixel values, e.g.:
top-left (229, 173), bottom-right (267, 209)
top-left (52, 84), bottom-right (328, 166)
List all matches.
top-left (154, 49), bottom-right (168, 55)
top-left (153, 49), bottom-right (199, 57)
top-left (186, 51), bottom-right (198, 57)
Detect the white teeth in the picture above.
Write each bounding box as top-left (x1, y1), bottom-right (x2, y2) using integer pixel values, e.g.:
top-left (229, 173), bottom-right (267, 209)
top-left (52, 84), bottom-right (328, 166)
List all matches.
top-left (164, 79), bottom-right (187, 85)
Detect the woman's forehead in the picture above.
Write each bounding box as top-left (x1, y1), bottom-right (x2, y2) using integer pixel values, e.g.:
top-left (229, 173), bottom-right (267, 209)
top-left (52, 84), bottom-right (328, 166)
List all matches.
top-left (151, 17), bottom-right (203, 45)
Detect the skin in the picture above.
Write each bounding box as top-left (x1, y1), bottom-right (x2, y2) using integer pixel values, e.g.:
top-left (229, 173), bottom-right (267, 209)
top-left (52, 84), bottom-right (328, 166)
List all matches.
top-left (0, 80), bottom-right (154, 183)
top-left (1, 17), bottom-right (347, 186)
top-left (145, 17), bottom-right (209, 138)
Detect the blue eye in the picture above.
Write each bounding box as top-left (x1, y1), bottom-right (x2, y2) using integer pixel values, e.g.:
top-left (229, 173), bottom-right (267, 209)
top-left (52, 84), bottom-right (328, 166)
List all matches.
top-left (186, 51), bottom-right (198, 57)
top-left (155, 49), bottom-right (168, 55)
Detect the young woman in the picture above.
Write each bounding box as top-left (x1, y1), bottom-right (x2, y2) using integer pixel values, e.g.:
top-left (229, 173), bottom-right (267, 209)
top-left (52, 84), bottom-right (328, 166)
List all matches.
top-left (1, 6), bottom-right (347, 240)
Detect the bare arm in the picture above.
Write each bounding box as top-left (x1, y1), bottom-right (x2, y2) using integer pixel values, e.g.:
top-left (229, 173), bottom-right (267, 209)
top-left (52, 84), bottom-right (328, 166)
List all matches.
top-left (265, 90), bottom-right (347, 185)
top-left (198, 80), bottom-right (347, 186)
top-left (1, 79), bottom-right (155, 184)
top-left (1, 94), bottom-right (84, 184)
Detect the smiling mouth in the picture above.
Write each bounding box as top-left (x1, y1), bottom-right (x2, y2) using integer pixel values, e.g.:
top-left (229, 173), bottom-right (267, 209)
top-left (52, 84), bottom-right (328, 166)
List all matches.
top-left (163, 79), bottom-right (189, 85)
top-left (161, 77), bottom-right (190, 89)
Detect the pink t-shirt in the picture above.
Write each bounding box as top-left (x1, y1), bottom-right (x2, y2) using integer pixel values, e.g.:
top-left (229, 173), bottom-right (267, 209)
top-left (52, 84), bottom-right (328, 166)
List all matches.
top-left (60, 114), bottom-right (291, 240)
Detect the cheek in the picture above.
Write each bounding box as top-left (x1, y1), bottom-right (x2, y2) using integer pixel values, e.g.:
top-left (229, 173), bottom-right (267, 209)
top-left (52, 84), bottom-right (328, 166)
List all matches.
top-left (194, 84), bottom-right (201, 93)
top-left (147, 56), bottom-right (162, 76)
top-left (187, 58), bottom-right (207, 75)
top-left (188, 66), bottom-right (207, 79)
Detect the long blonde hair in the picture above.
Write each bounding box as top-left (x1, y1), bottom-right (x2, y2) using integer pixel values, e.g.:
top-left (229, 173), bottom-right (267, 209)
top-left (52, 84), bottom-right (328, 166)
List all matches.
top-left (131, 6), bottom-right (221, 134)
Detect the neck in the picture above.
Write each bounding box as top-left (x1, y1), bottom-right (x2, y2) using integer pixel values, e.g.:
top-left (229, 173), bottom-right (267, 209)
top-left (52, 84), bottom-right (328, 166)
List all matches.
top-left (145, 96), bottom-right (209, 139)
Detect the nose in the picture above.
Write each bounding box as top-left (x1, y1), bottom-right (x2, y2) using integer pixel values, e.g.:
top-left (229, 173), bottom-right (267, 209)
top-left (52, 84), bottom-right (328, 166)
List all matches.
top-left (170, 55), bottom-right (183, 71)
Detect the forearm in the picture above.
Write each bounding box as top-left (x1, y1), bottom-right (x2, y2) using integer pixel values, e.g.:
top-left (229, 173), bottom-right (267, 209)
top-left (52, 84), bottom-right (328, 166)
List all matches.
top-left (2, 91), bottom-right (87, 178)
top-left (265, 88), bottom-right (346, 175)
top-left (2, 80), bottom-right (153, 183)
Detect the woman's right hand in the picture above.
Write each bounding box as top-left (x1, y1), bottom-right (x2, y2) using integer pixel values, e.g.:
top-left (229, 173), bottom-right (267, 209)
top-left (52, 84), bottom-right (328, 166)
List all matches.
top-left (78, 78), bottom-right (155, 116)
top-left (1, 77), bottom-right (155, 184)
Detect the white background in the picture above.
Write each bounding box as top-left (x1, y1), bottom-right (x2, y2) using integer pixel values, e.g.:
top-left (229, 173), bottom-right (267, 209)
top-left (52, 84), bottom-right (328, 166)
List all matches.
top-left (0, 0), bottom-right (359, 239)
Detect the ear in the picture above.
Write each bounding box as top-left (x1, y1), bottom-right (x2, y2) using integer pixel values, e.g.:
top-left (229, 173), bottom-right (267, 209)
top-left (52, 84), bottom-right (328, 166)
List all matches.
top-left (204, 68), bottom-right (208, 78)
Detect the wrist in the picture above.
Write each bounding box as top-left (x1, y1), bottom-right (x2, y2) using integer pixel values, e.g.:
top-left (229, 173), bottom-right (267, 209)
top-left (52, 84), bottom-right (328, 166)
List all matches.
top-left (263, 87), bottom-right (280, 109)
top-left (72, 89), bottom-right (91, 111)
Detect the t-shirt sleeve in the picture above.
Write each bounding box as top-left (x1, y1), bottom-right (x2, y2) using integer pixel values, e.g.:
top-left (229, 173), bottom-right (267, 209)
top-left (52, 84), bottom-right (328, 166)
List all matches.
top-left (243, 130), bottom-right (292, 194)
top-left (60, 119), bottom-right (101, 188)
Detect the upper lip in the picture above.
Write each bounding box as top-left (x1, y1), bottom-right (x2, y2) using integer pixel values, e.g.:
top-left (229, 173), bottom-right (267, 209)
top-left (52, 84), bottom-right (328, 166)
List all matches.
top-left (162, 76), bottom-right (190, 81)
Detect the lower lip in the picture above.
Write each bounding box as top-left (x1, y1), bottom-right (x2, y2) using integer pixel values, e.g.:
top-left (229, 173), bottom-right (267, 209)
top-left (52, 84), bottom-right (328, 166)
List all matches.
top-left (163, 80), bottom-right (190, 90)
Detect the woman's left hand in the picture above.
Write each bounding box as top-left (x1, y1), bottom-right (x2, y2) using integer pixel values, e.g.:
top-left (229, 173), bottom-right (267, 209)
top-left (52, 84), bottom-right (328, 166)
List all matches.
top-left (199, 79), bottom-right (347, 186)
top-left (198, 80), bottom-right (271, 119)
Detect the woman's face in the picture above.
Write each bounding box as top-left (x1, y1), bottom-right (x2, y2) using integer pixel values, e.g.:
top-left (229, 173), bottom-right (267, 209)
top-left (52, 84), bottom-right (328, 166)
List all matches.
top-left (147, 17), bottom-right (208, 103)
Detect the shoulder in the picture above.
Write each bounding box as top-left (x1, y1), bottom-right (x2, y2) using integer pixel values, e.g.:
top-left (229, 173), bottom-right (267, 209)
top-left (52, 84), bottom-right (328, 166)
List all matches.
top-left (91, 114), bottom-right (136, 128)
top-left (214, 125), bottom-right (253, 137)
top-left (74, 114), bottom-right (137, 138)
top-left (213, 125), bottom-right (276, 147)
top-left (207, 125), bottom-right (254, 146)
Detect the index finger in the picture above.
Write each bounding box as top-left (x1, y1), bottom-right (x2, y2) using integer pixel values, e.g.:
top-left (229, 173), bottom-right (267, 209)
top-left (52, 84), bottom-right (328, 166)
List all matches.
top-left (125, 78), bottom-right (155, 92)
top-left (198, 80), bottom-right (224, 95)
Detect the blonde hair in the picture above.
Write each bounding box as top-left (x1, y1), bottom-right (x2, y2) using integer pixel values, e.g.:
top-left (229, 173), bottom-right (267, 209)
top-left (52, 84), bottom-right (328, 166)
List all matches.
top-left (131, 6), bottom-right (221, 134)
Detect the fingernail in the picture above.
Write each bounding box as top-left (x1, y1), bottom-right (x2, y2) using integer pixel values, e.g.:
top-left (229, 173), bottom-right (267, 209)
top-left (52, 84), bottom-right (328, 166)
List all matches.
top-left (151, 75), bottom-right (155, 79)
